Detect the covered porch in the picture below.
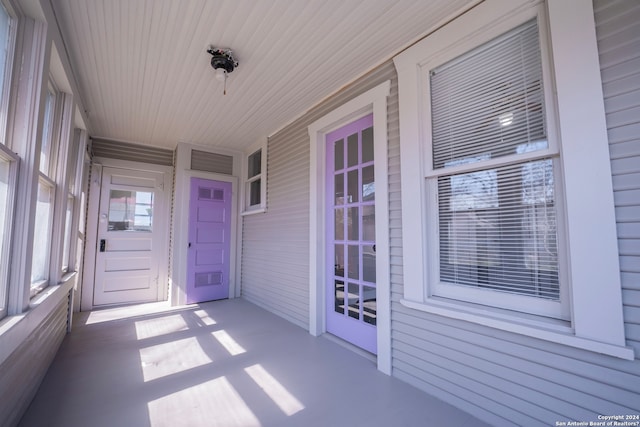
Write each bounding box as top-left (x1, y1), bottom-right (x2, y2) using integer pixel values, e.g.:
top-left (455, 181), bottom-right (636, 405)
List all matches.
top-left (19, 298), bottom-right (488, 427)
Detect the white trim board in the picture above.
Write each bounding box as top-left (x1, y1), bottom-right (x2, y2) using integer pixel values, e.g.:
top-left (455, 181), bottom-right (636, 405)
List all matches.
top-left (308, 80), bottom-right (392, 374)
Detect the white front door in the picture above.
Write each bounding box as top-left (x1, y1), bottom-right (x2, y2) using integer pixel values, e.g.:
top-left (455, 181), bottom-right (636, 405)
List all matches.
top-left (93, 167), bottom-right (166, 306)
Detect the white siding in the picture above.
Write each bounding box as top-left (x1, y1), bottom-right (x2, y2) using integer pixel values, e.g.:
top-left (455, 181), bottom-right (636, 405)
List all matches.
top-left (595, 0), bottom-right (640, 355)
top-left (0, 290), bottom-right (70, 426)
top-left (241, 64), bottom-right (396, 329)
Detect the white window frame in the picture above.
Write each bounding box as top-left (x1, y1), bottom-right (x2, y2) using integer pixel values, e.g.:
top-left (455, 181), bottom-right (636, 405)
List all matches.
top-left (0, 144), bottom-right (18, 318)
top-left (241, 140), bottom-right (267, 215)
top-left (394, 0), bottom-right (632, 359)
top-left (0, 0), bottom-right (16, 319)
top-left (30, 82), bottom-right (58, 294)
top-left (0, 0), bottom-right (16, 143)
top-left (30, 173), bottom-right (55, 296)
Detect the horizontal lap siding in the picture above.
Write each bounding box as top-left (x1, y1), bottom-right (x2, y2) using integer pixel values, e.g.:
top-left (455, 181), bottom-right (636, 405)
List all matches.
top-left (389, 2), bottom-right (640, 426)
top-left (596, 0), bottom-right (640, 354)
top-left (241, 126), bottom-right (310, 328)
top-left (240, 63), bottom-right (396, 329)
top-left (0, 296), bottom-right (69, 427)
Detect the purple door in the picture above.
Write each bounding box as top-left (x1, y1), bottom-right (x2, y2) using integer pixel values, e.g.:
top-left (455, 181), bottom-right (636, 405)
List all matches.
top-left (326, 114), bottom-right (377, 354)
top-left (187, 178), bottom-right (232, 304)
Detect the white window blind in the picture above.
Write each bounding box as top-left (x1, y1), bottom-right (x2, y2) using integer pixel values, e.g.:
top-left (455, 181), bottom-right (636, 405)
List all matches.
top-left (429, 19), bottom-right (560, 301)
top-left (430, 19), bottom-right (546, 169)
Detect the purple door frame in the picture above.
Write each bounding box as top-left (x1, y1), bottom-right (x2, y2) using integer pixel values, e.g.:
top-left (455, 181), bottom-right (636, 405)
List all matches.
top-left (325, 113), bottom-right (377, 354)
top-left (186, 178), bottom-right (232, 304)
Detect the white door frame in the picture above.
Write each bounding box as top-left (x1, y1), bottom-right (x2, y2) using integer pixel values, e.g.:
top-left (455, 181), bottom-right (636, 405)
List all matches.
top-left (308, 80), bottom-right (391, 374)
top-left (171, 169), bottom-right (239, 307)
top-left (81, 158), bottom-right (173, 311)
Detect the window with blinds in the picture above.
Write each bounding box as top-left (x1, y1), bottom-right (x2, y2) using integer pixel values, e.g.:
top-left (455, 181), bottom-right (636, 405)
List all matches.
top-left (428, 19), bottom-right (561, 303)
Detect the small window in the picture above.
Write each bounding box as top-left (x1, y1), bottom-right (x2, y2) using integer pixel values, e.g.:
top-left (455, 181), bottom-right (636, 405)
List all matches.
top-left (242, 142), bottom-right (267, 214)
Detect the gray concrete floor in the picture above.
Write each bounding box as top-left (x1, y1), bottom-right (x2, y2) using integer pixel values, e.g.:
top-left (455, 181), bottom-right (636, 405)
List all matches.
top-left (19, 298), bottom-right (489, 427)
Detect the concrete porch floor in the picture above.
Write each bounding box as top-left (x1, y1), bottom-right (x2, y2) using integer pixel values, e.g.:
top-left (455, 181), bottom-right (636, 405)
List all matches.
top-left (19, 298), bottom-right (489, 427)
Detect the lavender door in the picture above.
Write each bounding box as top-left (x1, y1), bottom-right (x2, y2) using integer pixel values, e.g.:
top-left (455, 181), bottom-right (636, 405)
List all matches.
top-left (187, 178), bottom-right (231, 304)
top-left (326, 114), bottom-right (377, 354)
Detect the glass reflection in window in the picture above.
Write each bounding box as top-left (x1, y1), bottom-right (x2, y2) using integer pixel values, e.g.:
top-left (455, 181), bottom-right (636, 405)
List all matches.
top-left (363, 286), bottom-right (376, 325)
top-left (347, 283), bottom-right (360, 320)
top-left (334, 280), bottom-right (345, 314)
top-left (108, 190), bottom-right (154, 231)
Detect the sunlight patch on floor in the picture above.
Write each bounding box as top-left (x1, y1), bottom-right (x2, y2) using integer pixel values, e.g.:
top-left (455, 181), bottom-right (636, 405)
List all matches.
top-left (193, 309), bottom-right (217, 325)
top-left (134, 314), bottom-right (189, 340)
top-left (244, 364), bottom-right (305, 416)
top-left (147, 376), bottom-right (262, 427)
top-left (83, 301), bottom-right (175, 325)
top-left (139, 336), bottom-right (212, 382)
top-left (212, 330), bottom-right (246, 356)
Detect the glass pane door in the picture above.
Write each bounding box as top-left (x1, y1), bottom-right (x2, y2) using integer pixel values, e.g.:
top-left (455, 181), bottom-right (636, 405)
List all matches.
top-left (326, 113), bottom-right (377, 354)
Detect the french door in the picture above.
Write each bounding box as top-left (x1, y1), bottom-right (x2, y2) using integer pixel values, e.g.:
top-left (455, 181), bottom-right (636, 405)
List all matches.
top-left (326, 114), bottom-right (377, 354)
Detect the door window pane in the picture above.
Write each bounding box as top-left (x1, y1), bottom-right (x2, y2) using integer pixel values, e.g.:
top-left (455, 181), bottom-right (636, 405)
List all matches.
top-left (362, 205), bottom-right (375, 241)
top-left (347, 133), bottom-right (358, 167)
top-left (334, 280), bottom-right (345, 314)
top-left (363, 244), bottom-right (376, 283)
top-left (348, 245), bottom-right (359, 280)
top-left (348, 283), bottom-right (360, 319)
top-left (108, 190), bottom-right (154, 231)
top-left (363, 286), bottom-right (376, 325)
top-left (334, 139), bottom-right (344, 170)
top-left (334, 244), bottom-right (345, 277)
top-left (347, 207), bottom-right (359, 241)
top-left (362, 165), bottom-right (374, 201)
top-left (362, 127), bottom-right (374, 163)
top-left (334, 174), bottom-right (344, 204)
top-left (347, 169), bottom-right (358, 203)
top-left (334, 208), bottom-right (344, 240)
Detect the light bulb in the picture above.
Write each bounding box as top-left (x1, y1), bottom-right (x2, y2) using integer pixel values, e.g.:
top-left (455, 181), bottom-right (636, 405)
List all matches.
top-left (215, 68), bottom-right (226, 82)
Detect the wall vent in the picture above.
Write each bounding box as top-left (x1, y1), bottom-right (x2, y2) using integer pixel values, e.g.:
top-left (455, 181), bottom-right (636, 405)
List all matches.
top-left (191, 150), bottom-right (233, 175)
top-left (91, 138), bottom-right (173, 166)
top-left (195, 271), bottom-right (223, 287)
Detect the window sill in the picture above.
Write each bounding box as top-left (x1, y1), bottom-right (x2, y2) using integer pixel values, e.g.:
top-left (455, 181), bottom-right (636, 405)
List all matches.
top-left (400, 298), bottom-right (635, 360)
top-left (0, 277), bottom-right (74, 365)
top-left (241, 207), bottom-right (266, 216)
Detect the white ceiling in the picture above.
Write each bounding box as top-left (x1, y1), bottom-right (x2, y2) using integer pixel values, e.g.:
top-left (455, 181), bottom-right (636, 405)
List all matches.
top-left (51, 0), bottom-right (473, 152)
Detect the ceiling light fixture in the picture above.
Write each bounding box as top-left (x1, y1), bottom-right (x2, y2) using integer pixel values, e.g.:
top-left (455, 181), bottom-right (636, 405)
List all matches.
top-left (207, 46), bottom-right (238, 95)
